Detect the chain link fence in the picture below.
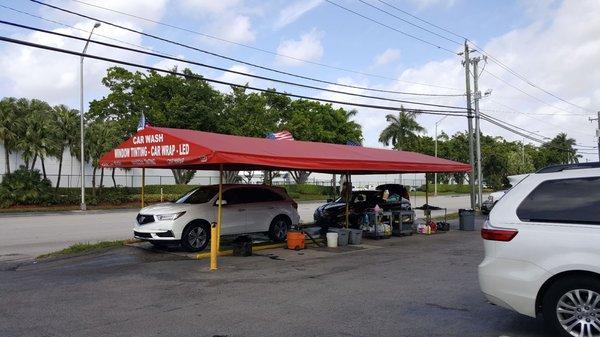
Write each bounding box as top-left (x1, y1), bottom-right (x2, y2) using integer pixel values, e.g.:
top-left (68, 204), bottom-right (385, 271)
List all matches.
top-left (1, 172), bottom-right (426, 189)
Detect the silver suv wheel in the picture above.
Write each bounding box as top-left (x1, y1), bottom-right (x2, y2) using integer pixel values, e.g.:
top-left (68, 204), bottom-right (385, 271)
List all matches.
top-left (556, 289), bottom-right (600, 337)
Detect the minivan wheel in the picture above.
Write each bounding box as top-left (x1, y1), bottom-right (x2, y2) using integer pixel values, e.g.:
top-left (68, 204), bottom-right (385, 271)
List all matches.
top-left (180, 223), bottom-right (209, 252)
top-left (542, 276), bottom-right (600, 337)
top-left (268, 216), bottom-right (290, 242)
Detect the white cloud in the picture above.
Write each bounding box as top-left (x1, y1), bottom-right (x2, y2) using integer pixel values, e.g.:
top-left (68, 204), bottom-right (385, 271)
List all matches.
top-left (373, 48), bottom-right (401, 66)
top-left (152, 54), bottom-right (189, 72)
top-left (209, 15), bottom-right (256, 44)
top-left (317, 0), bottom-right (600, 158)
top-left (213, 65), bottom-right (274, 93)
top-left (276, 29), bottom-right (324, 66)
top-left (0, 22), bottom-right (148, 106)
top-left (45, 0), bottom-right (169, 29)
top-left (177, 0), bottom-right (256, 45)
top-left (274, 0), bottom-right (323, 29)
top-left (407, 0), bottom-right (457, 9)
top-left (179, 0), bottom-right (241, 14)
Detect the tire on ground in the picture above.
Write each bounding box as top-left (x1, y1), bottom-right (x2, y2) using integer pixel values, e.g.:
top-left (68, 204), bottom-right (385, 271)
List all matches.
top-left (268, 215), bottom-right (291, 242)
top-left (180, 221), bottom-right (210, 252)
top-left (541, 274), bottom-right (600, 337)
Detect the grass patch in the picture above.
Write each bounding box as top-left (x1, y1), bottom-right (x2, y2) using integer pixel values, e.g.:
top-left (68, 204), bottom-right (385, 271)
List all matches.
top-left (37, 239), bottom-right (137, 259)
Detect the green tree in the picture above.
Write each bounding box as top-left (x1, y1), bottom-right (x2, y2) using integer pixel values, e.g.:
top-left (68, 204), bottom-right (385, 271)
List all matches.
top-left (218, 87), bottom-right (288, 183)
top-left (506, 150), bottom-right (535, 175)
top-left (0, 97), bottom-right (18, 174)
top-left (84, 120), bottom-right (123, 195)
top-left (445, 132), bottom-right (470, 184)
top-left (89, 67), bottom-right (225, 184)
top-left (378, 107), bottom-right (425, 151)
top-left (280, 101), bottom-right (362, 184)
top-left (540, 133), bottom-right (580, 165)
top-left (50, 105), bottom-right (80, 188)
top-left (13, 98), bottom-right (56, 178)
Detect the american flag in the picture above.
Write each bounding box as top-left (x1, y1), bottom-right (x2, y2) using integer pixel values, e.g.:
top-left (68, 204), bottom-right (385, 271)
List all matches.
top-left (266, 130), bottom-right (294, 141)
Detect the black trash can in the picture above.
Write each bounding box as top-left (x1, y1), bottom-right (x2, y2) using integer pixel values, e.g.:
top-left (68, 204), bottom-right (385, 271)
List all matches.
top-left (458, 209), bottom-right (475, 231)
top-left (232, 235), bottom-right (253, 256)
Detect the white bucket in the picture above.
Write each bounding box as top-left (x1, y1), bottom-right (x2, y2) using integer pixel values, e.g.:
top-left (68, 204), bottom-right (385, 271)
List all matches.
top-left (326, 232), bottom-right (339, 248)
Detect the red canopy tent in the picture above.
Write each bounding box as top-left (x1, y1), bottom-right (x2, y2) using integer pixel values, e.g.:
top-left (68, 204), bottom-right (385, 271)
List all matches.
top-left (99, 126), bottom-right (470, 173)
top-left (99, 126), bottom-right (470, 270)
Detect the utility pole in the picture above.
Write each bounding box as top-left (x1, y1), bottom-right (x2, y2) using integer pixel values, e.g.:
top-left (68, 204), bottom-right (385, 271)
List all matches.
top-left (590, 111), bottom-right (600, 161)
top-left (462, 40), bottom-right (476, 210)
top-left (471, 56), bottom-right (483, 209)
top-left (79, 22), bottom-right (100, 211)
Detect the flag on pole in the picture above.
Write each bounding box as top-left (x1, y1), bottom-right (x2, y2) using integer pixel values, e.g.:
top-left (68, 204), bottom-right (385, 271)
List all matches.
top-left (137, 113), bottom-right (151, 131)
top-left (266, 130), bottom-right (294, 141)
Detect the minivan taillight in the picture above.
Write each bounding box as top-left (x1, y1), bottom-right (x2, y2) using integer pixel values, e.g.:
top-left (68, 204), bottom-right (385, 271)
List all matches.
top-left (481, 228), bottom-right (518, 241)
top-left (291, 201), bottom-right (298, 210)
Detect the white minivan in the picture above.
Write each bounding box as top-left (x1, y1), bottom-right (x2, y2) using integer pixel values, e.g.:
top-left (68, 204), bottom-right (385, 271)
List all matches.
top-left (478, 163), bottom-right (600, 337)
top-left (133, 184), bottom-right (300, 252)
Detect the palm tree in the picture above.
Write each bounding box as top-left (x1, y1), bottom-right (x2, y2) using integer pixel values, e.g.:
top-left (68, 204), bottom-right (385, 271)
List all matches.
top-left (542, 133), bottom-right (580, 165)
top-left (51, 105), bottom-right (79, 188)
top-left (85, 120), bottom-right (122, 195)
top-left (378, 106), bottom-right (425, 150)
top-left (0, 97), bottom-right (18, 174)
top-left (13, 99), bottom-right (55, 177)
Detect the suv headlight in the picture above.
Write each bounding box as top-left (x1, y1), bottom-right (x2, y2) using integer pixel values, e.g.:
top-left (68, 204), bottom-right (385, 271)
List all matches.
top-left (155, 211), bottom-right (186, 221)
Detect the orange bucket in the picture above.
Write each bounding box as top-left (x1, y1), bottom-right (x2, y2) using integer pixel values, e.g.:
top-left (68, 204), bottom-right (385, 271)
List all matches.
top-left (287, 231), bottom-right (305, 250)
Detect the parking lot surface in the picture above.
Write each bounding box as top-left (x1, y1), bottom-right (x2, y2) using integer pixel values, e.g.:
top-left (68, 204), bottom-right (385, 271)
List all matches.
top-left (0, 217), bottom-right (547, 337)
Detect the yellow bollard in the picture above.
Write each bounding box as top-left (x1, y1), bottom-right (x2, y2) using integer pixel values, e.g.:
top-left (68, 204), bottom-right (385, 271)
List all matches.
top-left (141, 167), bottom-right (145, 208)
top-left (210, 222), bottom-right (218, 270)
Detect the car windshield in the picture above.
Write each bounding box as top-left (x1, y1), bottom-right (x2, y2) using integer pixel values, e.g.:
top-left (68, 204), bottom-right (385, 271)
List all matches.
top-left (335, 190), bottom-right (407, 205)
top-left (175, 186), bottom-right (219, 204)
top-left (335, 191), bottom-right (380, 204)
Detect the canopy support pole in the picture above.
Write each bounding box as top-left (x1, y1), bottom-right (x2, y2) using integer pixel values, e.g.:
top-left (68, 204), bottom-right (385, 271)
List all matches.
top-left (345, 172), bottom-right (350, 229)
top-left (141, 168), bottom-right (145, 208)
top-left (210, 165), bottom-right (224, 271)
top-left (425, 173), bottom-right (430, 222)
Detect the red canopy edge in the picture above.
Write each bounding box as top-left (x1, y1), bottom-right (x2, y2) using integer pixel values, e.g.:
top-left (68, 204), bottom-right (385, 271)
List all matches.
top-left (98, 126), bottom-right (471, 174)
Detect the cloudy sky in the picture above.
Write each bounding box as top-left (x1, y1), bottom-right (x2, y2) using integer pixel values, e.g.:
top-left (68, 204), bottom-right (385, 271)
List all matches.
top-left (0, 0), bottom-right (599, 160)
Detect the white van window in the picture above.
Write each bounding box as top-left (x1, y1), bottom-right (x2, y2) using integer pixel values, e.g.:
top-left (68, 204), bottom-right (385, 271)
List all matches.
top-left (516, 177), bottom-right (600, 224)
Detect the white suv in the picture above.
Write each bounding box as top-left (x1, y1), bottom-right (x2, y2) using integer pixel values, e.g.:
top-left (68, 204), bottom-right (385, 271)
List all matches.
top-left (133, 184), bottom-right (300, 252)
top-left (478, 163), bottom-right (600, 337)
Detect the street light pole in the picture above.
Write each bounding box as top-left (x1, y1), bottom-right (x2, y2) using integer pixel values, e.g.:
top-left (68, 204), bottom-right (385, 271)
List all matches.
top-left (434, 115), bottom-right (447, 196)
top-left (80, 22), bottom-right (100, 211)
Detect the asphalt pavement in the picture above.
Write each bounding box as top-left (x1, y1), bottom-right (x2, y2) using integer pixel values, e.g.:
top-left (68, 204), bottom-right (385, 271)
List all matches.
top-left (0, 194), bottom-right (478, 260)
top-left (0, 216), bottom-right (547, 337)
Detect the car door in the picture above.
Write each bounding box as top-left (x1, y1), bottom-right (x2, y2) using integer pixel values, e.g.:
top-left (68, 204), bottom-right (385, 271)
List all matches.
top-left (243, 187), bottom-right (286, 233)
top-left (218, 188), bottom-right (248, 235)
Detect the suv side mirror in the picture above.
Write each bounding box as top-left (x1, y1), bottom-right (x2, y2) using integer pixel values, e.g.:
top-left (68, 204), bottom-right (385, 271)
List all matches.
top-left (327, 198), bottom-right (333, 203)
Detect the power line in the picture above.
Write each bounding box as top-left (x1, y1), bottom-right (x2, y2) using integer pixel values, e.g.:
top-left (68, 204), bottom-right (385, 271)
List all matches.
top-left (0, 34), bottom-right (470, 118)
top-left (483, 99), bottom-right (596, 137)
top-left (481, 113), bottom-right (597, 150)
top-left (480, 52), bottom-right (593, 113)
top-left (483, 69), bottom-right (587, 115)
top-left (34, 0), bottom-right (463, 93)
top-left (0, 3), bottom-right (159, 54)
top-left (0, 19), bottom-right (469, 110)
top-left (481, 112), bottom-right (596, 148)
top-left (372, 0), bottom-right (593, 114)
top-left (376, 0), bottom-right (466, 40)
top-left (356, 0), bottom-right (462, 45)
top-left (325, 0), bottom-right (459, 54)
